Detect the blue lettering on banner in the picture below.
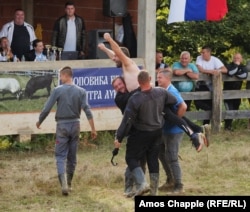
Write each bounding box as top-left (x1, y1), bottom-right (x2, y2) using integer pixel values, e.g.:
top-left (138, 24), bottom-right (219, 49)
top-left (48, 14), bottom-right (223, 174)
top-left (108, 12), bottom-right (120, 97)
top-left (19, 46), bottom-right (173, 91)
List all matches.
top-left (72, 67), bottom-right (123, 108)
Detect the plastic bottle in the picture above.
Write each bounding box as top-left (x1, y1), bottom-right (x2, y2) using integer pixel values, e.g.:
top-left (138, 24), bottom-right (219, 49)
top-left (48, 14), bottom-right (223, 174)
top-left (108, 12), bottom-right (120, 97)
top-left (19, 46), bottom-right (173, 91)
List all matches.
top-left (21, 55), bottom-right (25, 62)
top-left (2, 52), bottom-right (7, 62)
top-left (13, 55), bottom-right (17, 62)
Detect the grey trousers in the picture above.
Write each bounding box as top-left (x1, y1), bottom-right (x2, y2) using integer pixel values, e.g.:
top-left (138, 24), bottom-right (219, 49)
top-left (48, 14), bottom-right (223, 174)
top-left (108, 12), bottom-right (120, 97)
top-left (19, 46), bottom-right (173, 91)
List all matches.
top-left (159, 133), bottom-right (183, 185)
top-left (55, 121), bottom-right (80, 175)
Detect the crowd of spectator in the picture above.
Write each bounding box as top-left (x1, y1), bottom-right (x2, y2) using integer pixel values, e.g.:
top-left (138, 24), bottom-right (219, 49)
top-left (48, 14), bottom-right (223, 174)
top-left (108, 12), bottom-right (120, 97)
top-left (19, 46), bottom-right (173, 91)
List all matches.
top-left (0, 1), bottom-right (85, 62)
top-left (155, 49), bottom-right (249, 131)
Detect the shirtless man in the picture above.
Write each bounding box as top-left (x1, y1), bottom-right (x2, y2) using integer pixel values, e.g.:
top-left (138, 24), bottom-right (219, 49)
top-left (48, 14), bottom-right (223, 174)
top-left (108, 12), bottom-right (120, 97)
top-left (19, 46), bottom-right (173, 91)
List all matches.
top-left (99, 33), bottom-right (207, 151)
top-left (99, 33), bottom-right (140, 92)
top-left (99, 34), bottom-right (207, 197)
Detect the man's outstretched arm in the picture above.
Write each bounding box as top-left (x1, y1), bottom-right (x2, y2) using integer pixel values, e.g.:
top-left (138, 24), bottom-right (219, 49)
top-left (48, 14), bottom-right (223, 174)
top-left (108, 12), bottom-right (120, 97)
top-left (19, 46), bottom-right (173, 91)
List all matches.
top-left (103, 33), bottom-right (131, 66)
top-left (98, 43), bottom-right (114, 60)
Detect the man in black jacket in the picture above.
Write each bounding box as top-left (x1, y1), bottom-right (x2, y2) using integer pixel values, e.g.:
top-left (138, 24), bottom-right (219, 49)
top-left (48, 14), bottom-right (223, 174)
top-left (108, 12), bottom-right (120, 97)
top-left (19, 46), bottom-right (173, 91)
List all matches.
top-left (114, 70), bottom-right (179, 197)
top-left (224, 53), bottom-right (248, 131)
top-left (51, 1), bottom-right (86, 59)
top-left (25, 39), bottom-right (47, 61)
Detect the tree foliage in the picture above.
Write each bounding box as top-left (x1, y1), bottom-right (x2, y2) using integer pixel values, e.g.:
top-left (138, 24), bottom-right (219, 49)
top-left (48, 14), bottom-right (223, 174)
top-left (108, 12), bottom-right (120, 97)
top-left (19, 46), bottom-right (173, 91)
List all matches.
top-left (156, 0), bottom-right (250, 64)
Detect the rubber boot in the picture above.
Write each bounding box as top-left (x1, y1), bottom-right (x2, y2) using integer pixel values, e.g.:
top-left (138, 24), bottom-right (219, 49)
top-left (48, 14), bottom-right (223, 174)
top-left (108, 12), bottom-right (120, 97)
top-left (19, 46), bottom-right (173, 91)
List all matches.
top-left (158, 177), bottom-right (175, 192)
top-left (149, 173), bottom-right (159, 196)
top-left (58, 173), bottom-right (68, 196)
top-left (124, 167), bottom-right (134, 196)
top-left (67, 173), bottom-right (74, 192)
top-left (130, 167), bottom-right (150, 198)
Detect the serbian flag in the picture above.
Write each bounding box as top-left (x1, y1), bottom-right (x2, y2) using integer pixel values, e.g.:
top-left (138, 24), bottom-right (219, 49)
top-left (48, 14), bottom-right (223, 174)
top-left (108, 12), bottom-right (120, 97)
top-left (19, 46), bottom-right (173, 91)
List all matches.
top-left (167, 0), bottom-right (228, 24)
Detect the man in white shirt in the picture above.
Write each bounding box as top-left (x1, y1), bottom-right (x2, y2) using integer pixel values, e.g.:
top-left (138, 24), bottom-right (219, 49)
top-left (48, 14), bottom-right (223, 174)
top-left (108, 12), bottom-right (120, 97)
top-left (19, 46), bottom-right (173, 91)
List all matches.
top-left (51, 1), bottom-right (86, 59)
top-left (195, 46), bottom-right (227, 125)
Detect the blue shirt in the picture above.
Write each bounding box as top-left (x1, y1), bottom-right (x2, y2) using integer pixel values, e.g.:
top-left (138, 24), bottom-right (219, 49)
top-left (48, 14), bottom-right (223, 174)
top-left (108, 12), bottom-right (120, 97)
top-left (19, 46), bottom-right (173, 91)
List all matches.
top-left (163, 84), bottom-right (184, 134)
top-left (35, 53), bottom-right (47, 61)
top-left (172, 62), bottom-right (198, 92)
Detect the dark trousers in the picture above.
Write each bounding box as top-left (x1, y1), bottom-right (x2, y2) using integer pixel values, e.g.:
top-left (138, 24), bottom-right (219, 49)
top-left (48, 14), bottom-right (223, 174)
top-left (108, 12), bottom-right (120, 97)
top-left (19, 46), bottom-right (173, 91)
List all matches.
top-left (194, 84), bottom-right (212, 125)
top-left (185, 100), bottom-right (192, 111)
top-left (182, 116), bottom-right (202, 133)
top-left (224, 81), bottom-right (243, 129)
top-left (164, 107), bottom-right (203, 136)
top-left (125, 129), bottom-right (162, 173)
top-left (163, 107), bottom-right (191, 137)
top-left (224, 99), bottom-right (241, 129)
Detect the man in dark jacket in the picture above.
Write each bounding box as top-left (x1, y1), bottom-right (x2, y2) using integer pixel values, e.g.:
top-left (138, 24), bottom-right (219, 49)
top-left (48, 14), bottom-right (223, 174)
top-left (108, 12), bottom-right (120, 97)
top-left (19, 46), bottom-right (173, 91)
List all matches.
top-left (51, 1), bottom-right (86, 59)
top-left (224, 53), bottom-right (248, 131)
top-left (114, 70), bottom-right (179, 197)
top-left (25, 39), bottom-right (47, 61)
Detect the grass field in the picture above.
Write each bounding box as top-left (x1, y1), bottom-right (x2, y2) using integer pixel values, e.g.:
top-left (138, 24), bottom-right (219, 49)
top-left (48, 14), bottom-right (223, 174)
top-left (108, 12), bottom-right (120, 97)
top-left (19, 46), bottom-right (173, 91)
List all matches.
top-left (0, 128), bottom-right (250, 212)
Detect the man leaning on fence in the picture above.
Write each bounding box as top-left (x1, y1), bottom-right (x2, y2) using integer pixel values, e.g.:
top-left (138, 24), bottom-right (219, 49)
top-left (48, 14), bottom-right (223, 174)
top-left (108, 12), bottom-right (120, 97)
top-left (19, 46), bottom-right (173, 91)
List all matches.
top-left (194, 46), bottom-right (227, 125)
top-left (172, 51), bottom-right (199, 111)
top-left (224, 53), bottom-right (248, 131)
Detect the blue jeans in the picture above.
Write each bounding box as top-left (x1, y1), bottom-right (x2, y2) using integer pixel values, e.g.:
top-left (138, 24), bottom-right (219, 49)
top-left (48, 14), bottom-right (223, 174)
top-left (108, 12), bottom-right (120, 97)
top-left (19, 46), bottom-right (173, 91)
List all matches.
top-left (55, 121), bottom-right (80, 175)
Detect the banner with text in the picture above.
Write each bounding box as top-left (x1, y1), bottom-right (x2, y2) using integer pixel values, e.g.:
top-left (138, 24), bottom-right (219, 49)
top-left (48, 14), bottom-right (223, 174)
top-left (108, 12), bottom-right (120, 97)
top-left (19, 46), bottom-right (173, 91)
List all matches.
top-left (73, 67), bottom-right (123, 108)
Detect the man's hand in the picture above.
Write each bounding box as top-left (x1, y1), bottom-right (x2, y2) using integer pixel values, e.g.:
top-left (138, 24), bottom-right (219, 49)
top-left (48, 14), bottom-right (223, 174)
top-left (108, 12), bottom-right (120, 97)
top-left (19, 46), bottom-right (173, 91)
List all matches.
top-left (114, 139), bottom-right (121, 149)
top-left (36, 121), bottom-right (41, 129)
top-left (185, 69), bottom-right (192, 74)
top-left (98, 43), bottom-right (105, 50)
top-left (91, 130), bottom-right (97, 140)
top-left (104, 33), bottom-right (111, 41)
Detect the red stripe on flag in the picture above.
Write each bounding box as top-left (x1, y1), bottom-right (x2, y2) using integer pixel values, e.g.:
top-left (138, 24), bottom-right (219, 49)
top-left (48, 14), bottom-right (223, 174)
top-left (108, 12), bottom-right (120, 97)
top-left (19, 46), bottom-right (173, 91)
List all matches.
top-left (206, 0), bottom-right (228, 20)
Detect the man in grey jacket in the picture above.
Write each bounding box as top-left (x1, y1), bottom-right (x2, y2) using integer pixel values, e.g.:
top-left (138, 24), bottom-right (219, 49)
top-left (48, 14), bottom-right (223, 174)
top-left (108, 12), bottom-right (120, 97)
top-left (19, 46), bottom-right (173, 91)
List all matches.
top-left (51, 1), bottom-right (86, 59)
top-left (36, 66), bottom-right (97, 196)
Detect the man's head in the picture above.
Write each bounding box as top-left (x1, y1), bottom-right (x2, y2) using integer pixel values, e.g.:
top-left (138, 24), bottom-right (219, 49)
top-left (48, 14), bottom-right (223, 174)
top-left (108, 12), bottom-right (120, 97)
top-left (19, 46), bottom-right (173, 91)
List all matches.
top-left (156, 50), bottom-right (164, 65)
top-left (137, 70), bottom-right (151, 88)
top-left (65, 1), bottom-right (75, 18)
top-left (0, 37), bottom-right (10, 49)
top-left (180, 51), bottom-right (191, 67)
top-left (113, 47), bottom-right (130, 68)
top-left (112, 76), bottom-right (127, 93)
top-left (14, 9), bottom-right (25, 25)
top-left (157, 70), bottom-right (172, 89)
top-left (233, 53), bottom-right (243, 65)
top-left (121, 47), bottom-right (130, 57)
top-left (200, 46), bottom-right (212, 61)
top-left (32, 39), bottom-right (44, 54)
top-left (59, 66), bottom-right (73, 84)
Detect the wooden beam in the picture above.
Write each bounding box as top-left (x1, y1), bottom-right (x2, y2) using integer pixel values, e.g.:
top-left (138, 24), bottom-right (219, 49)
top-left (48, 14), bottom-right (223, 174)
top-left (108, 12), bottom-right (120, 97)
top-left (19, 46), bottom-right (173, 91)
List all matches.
top-left (137, 0), bottom-right (156, 83)
top-left (211, 74), bottom-right (222, 133)
top-left (22, 0), bottom-right (34, 26)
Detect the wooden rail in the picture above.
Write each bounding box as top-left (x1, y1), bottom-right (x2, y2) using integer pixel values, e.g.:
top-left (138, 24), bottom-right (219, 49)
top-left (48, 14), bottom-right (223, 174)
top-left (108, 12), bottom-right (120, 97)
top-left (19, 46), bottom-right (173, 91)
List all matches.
top-left (0, 59), bottom-right (145, 141)
top-left (172, 74), bottom-right (250, 133)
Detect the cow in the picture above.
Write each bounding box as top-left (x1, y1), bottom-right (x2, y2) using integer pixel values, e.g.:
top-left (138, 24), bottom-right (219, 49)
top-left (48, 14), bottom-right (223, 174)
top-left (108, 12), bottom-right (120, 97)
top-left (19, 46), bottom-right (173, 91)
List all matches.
top-left (25, 74), bottom-right (55, 99)
top-left (0, 78), bottom-right (23, 100)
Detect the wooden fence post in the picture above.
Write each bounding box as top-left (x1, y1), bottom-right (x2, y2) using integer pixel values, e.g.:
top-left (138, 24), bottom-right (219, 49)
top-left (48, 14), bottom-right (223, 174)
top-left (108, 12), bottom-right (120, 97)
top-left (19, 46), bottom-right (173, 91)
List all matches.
top-left (211, 73), bottom-right (222, 133)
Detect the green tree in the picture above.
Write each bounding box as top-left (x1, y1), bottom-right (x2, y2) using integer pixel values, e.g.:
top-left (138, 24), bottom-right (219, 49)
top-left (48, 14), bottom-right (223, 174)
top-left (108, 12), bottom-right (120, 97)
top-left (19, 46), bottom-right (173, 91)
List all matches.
top-left (156, 0), bottom-right (250, 64)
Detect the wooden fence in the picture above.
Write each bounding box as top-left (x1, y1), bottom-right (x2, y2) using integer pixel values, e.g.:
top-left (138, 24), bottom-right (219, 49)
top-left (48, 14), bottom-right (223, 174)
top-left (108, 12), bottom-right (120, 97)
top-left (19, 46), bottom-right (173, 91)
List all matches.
top-left (0, 60), bottom-right (250, 141)
top-left (173, 73), bottom-right (250, 133)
